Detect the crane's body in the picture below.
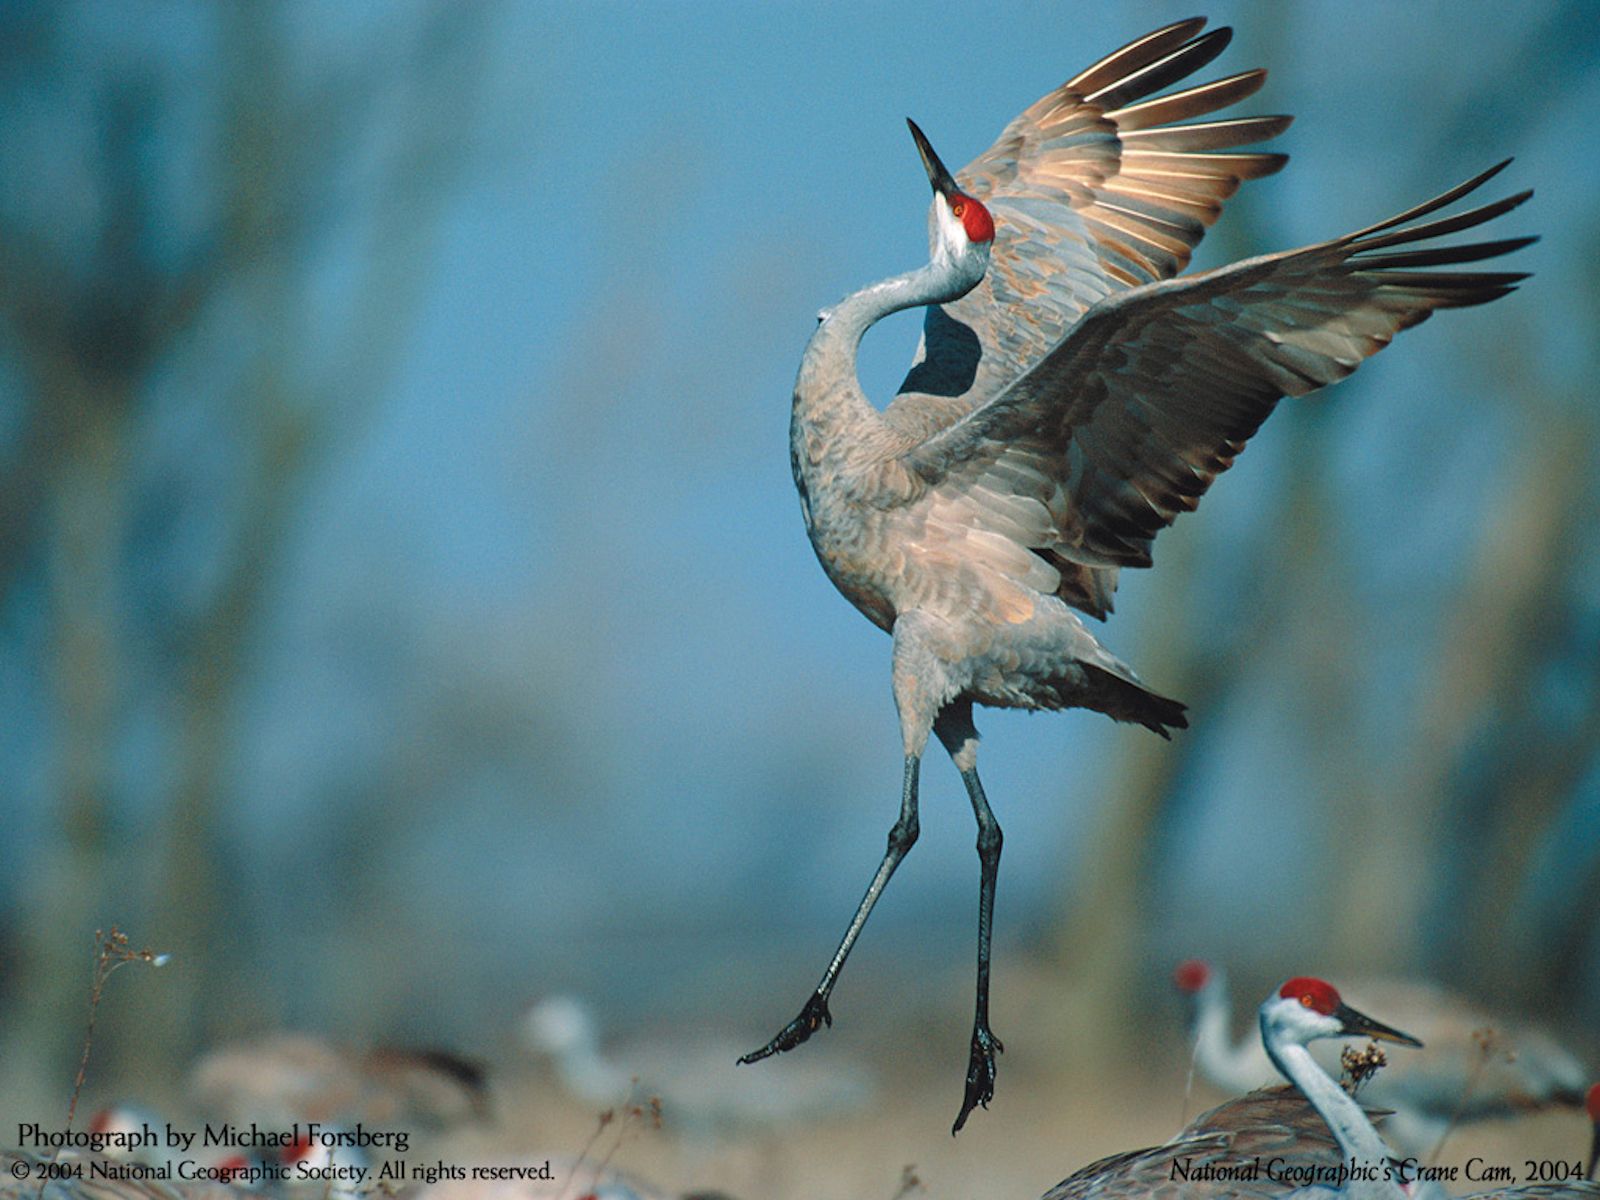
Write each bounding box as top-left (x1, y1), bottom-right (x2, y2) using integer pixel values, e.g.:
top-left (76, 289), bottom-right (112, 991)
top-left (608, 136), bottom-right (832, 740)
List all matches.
top-left (1040, 1086), bottom-right (1359, 1200)
top-left (1176, 960), bottom-right (1590, 1155)
top-left (744, 17), bottom-right (1534, 1132)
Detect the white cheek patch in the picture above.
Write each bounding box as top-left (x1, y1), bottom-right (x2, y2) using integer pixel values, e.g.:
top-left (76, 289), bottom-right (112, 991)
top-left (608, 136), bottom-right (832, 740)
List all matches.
top-left (931, 195), bottom-right (967, 259)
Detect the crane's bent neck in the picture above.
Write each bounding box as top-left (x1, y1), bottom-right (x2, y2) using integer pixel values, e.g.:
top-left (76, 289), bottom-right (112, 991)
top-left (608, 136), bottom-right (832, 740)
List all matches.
top-left (791, 254), bottom-right (985, 474)
top-left (1262, 1024), bottom-right (1401, 1199)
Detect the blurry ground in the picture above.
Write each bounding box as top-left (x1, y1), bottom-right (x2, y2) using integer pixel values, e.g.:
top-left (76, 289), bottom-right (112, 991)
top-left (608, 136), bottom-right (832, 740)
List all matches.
top-left (8, 954), bottom-right (1586, 1200)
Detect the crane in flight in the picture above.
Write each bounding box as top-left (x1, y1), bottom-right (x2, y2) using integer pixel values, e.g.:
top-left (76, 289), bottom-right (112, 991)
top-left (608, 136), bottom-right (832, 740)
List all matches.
top-left (741, 16), bottom-right (1534, 1133)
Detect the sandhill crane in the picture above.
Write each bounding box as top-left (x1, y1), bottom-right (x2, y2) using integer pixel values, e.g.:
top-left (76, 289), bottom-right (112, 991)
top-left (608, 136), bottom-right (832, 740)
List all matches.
top-left (188, 1033), bottom-right (486, 1130)
top-left (1256, 977), bottom-right (1427, 1200)
top-left (1174, 959), bottom-right (1590, 1154)
top-left (1036, 978), bottom-right (1414, 1200)
top-left (523, 995), bottom-right (872, 1136)
top-left (1036, 1084), bottom-right (1376, 1200)
top-left (1256, 980), bottom-right (1600, 1200)
top-left (743, 14), bottom-right (1534, 1132)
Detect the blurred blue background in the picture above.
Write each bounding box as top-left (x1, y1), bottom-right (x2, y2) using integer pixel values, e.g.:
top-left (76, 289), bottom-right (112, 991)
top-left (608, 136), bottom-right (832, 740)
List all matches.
top-left (2, 0), bottom-right (1598, 1125)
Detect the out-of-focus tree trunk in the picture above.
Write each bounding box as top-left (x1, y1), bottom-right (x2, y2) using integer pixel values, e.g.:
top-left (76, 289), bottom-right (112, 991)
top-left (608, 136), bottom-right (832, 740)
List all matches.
top-left (0, 0), bottom-right (491, 1092)
top-left (9, 374), bottom-right (131, 1094)
top-left (1338, 391), bottom-right (1589, 978)
top-left (122, 0), bottom-right (491, 1072)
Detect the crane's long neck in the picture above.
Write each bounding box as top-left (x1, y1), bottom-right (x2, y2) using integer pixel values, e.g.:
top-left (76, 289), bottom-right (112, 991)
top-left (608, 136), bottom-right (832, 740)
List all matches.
top-left (1262, 1022), bottom-right (1403, 1199)
top-left (791, 255), bottom-right (984, 472)
top-left (1193, 978), bottom-right (1273, 1092)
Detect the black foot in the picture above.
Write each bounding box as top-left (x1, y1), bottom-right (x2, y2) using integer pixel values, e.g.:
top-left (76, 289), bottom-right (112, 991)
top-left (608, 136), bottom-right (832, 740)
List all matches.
top-left (951, 1023), bottom-right (1003, 1134)
top-left (738, 992), bottom-right (833, 1064)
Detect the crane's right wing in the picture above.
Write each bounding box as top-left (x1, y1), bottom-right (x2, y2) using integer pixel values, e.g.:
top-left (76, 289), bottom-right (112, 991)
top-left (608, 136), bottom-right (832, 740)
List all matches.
top-left (894, 166), bottom-right (1533, 614)
top-left (893, 18), bottom-right (1290, 413)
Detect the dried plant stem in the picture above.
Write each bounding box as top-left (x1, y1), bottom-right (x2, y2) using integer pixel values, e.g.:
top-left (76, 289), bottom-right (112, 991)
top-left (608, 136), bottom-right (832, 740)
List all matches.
top-left (42, 927), bottom-right (169, 1200)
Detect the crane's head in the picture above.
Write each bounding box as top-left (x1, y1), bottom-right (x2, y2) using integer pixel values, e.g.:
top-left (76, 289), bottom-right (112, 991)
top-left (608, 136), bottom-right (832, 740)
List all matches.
top-left (1259, 976), bottom-right (1423, 1052)
top-left (907, 118), bottom-right (995, 264)
top-left (1172, 958), bottom-right (1215, 995)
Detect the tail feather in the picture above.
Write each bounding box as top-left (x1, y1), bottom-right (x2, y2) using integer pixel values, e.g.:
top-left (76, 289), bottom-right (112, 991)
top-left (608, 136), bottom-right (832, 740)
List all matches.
top-left (1080, 663), bottom-right (1188, 737)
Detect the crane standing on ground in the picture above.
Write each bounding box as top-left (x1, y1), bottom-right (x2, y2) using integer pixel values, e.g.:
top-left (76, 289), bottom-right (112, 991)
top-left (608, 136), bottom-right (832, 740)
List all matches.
top-left (1035, 978), bottom-right (1419, 1200)
top-left (1255, 979), bottom-right (1600, 1200)
top-left (740, 17), bottom-right (1534, 1133)
top-left (1174, 958), bottom-right (1591, 1155)
top-left (1037, 979), bottom-right (1593, 1200)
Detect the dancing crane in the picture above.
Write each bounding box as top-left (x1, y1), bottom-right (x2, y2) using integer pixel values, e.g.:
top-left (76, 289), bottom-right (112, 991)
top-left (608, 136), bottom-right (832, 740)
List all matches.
top-left (1174, 959), bottom-right (1590, 1154)
top-left (742, 16), bottom-right (1534, 1133)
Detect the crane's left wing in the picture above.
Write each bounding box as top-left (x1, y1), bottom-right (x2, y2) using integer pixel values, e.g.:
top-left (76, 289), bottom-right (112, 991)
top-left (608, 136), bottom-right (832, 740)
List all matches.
top-left (898, 165), bottom-right (1533, 600)
top-left (892, 18), bottom-right (1289, 417)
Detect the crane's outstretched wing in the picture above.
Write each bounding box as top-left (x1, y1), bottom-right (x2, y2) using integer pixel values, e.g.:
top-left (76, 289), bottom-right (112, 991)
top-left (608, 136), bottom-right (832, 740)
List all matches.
top-left (892, 17), bottom-right (1289, 413)
top-left (899, 165), bottom-right (1533, 616)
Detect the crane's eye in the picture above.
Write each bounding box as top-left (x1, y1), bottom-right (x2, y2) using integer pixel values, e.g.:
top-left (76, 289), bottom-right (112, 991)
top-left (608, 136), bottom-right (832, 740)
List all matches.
top-left (951, 200), bottom-right (966, 218)
top-left (1300, 994), bottom-right (1315, 1008)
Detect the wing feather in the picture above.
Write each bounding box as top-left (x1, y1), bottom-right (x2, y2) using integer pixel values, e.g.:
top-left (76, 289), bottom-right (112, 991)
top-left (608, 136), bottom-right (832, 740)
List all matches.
top-left (889, 19), bottom-right (1289, 433)
top-left (900, 169), bottom-right (1534, 600)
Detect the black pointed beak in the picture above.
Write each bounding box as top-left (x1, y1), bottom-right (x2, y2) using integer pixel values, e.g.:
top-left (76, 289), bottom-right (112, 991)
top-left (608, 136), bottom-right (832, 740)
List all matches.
top-left (1335, 1002), bottom-right (1423, 1048)
top-left (907, 118), bottom-right (961, 199)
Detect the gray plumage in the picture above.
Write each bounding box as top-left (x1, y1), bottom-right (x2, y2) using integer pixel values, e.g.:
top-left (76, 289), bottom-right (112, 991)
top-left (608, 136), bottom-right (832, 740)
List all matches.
top-left (750, 17), bottom-right (1534, 1134)
top-left (1040, 1087), bottom-right (1357, 1200)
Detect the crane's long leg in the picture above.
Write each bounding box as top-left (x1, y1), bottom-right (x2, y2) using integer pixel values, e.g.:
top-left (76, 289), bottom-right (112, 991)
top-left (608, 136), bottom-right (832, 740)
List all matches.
top-left (932, 699), bottom-right (1004, 1134)
top-left (951, 761), bottom-right (1003, 1133)
top-left (740, 754), bottom-right (921, 1064)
